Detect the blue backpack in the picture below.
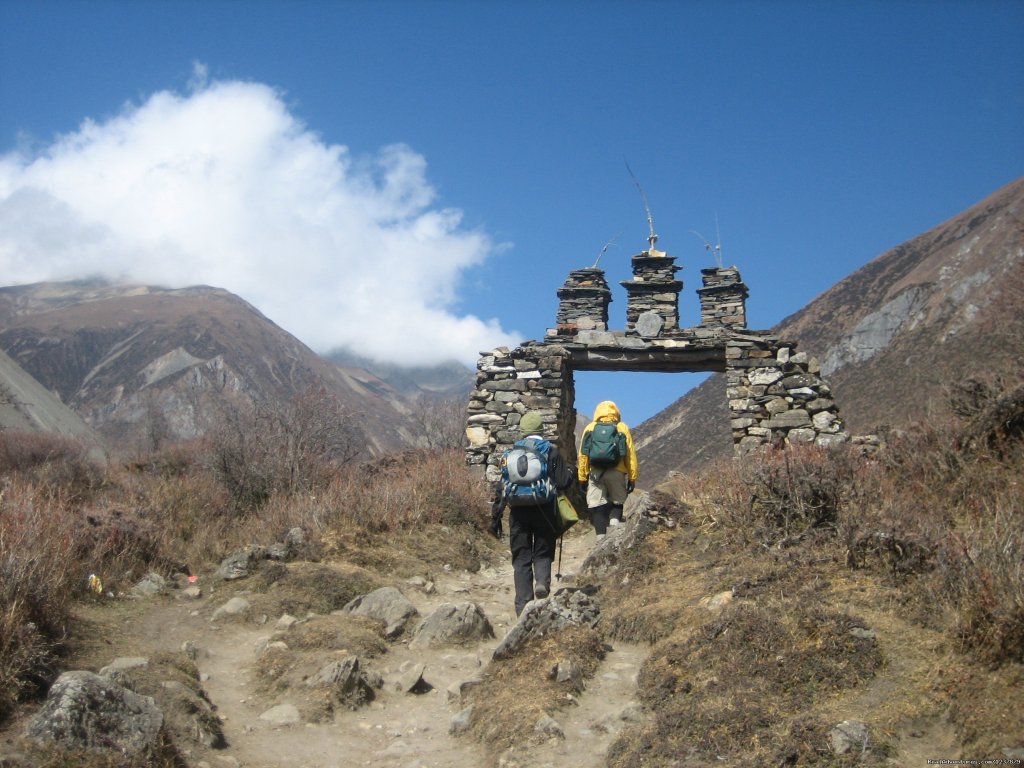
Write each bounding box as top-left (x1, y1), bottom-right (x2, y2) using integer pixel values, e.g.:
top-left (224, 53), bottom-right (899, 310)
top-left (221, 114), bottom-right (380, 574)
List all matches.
top-left (500, 437), bottom-right (556, 507)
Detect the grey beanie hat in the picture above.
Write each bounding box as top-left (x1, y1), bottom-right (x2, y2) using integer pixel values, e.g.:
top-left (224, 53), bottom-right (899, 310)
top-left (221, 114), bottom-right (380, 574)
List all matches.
top-left (519, 411), bottom-right (543, 434)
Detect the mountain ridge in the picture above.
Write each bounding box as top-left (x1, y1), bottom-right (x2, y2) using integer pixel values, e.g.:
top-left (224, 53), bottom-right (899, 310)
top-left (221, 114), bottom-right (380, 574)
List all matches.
top-left (0, 281), bottom-right (421, 454)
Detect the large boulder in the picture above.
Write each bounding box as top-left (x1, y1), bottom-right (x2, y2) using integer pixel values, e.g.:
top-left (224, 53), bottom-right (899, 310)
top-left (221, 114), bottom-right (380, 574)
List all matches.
top-left (410, 602), bottom-right (494, 649)
top-left (342, 586), bottom-right (419, 638)
top-left (579, 493), bottom-right (659, 579)
top-left (492, 588), bottom-right (600, 660)
top-left (25, 671), bottom-right (164, 755)
top-left (217, 545), bottom-right (266, 580)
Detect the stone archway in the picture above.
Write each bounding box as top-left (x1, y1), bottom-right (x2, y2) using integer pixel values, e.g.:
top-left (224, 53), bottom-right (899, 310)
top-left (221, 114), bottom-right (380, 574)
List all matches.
top-left (464, 247), bottom-right (847, 483)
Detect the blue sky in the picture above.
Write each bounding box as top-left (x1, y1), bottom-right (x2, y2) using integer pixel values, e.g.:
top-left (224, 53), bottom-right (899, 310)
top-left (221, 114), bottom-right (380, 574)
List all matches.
top-left (1, 0), bottom-right (1022, 426)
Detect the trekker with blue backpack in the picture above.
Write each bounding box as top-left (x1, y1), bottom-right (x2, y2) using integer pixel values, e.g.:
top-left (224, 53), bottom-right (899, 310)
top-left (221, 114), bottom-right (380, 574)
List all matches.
top-left (490, 411), bottom-right (575, 615)
top-left (578, 401), bottom-right (639, 541)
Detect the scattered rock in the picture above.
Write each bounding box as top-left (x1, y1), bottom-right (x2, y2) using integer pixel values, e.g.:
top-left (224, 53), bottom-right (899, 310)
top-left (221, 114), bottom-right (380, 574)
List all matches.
top-left (25, 671), bottom-right (164, 755)
top-left (410, 602), bottom-right (494, 649)
top-left (306, 657), bottom-right (376, 709)
top-left (580, 500), bottom-right (659, 579)
top-left (131, 571), bottom-right (167, 598)
top-left (700, 589), bottom-right (734, 611)
top-left (449, 704), bottom-right (474, 735)
top-left (218, 546), bottom-right (266, 580)
top-left (180, 585), bottom-right (203, 600)
top-left (99, 656), bottom-right (149, 677)
top-left (211, 596), bottom-right (251, 621)
top-left (534, 714), bottom-right (564, 738)
top-left (549, 659), bottom-right (583, 686)
top-left (445, 678), bottom-right (482, 705)
top-left (342, 586), bottom-right (420, 639)
top-left (258, 703), bottom-right (301, 726)
top-left (396, 662), bottom-right (432, 694)
top-left (829, 719), bottom-right (870, 755)
top-left (493, 589), bottom-right (600, 660)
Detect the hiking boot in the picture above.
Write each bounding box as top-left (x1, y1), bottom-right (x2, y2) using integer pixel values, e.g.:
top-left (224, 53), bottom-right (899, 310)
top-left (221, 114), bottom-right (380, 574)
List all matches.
top-left (609, 518), bottom-right (620, 527)
top-left (535, 583), bottom-right (549, 599)
top-left (595, 533), bottom-right (606, 542)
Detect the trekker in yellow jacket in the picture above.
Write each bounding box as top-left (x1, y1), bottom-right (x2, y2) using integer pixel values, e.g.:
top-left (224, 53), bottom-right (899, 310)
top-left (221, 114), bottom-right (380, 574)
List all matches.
top-left (577, 400), bottom-right (638, 540)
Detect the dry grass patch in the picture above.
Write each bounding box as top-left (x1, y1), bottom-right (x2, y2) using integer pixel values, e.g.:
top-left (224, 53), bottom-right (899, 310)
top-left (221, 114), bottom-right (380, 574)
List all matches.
top-left (609, 599), bottom-right (885, 767)
top-left (9, 737), bottom-right (184, 768)
top-left (594, 526), bottom-right (712, 645)
top-left (284, 614), bottom-right (389, 656)
top-left (322, 523), bottom-right (501, 578)
top-left (463, 627), bottom-right (605, 754)
top-left (947, 660), bottom-right (1024, 758)
top-left (248, 561), bottom-right (382, 617)
top-left (253, 615), bottom-right (387, 722)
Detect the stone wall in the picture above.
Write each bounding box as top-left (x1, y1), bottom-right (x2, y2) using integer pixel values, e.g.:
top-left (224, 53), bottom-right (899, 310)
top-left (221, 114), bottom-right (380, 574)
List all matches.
top-left (725, 334), bottom-right (847, 453)
top-left (465, 345), bottom-right (575, 484)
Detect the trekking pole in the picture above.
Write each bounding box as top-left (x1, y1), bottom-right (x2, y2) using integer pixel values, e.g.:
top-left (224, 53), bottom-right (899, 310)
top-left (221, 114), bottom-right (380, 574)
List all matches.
top-left (555, 535), bottom-right (564, 581)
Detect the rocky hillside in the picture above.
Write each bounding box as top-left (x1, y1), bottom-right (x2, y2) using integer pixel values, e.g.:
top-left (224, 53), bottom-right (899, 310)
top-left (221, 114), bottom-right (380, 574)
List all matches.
top-left (636, 177), bottom-right (1024, 482)
top-left (0, 281), bottom-right (421, 455)
top-left (0, 347), bottom-right (99, 440)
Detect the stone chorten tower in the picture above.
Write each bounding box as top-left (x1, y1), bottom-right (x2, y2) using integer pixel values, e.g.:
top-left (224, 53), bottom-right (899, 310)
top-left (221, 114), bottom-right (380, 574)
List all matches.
top-left (697, 266), bottom-right (749, 329)
top-left (619, 230), bottom-right (683, 339)
top-left (553, 267), bottom-right (612, 337)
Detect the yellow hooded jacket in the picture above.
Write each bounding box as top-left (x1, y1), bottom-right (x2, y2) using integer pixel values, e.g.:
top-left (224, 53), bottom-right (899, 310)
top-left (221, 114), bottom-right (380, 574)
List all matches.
top-left (578, 400), bottom-right (638, 482)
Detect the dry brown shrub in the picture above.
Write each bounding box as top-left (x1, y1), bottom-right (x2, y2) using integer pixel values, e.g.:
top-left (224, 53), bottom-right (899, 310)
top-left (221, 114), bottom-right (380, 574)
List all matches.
top-left (0, 431), bottom-right (105, 502)
top-left (202, 386), bottom-right (364, 512)
top-left (935, 486), bottom-right (1024, 664)
top-left (739, 444), bottom-right (869, 544)
top-left (1, 480), bottom-right (82, 719)
top-left (846, 418), bottom-right (1024, 664)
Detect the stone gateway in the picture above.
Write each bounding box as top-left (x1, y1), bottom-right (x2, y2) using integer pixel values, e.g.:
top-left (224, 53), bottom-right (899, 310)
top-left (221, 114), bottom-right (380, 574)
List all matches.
top-left (465, 245), bottom-right (847, 483)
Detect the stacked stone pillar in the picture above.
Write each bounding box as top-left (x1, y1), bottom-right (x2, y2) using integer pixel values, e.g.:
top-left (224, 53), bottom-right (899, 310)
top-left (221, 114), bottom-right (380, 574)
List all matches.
top-left (553, 268), bottom-right (612, 337)
top-left (726, 335), bottom-right (847, 453)
top-left (464, 345), bottom-right (575, 483)
top-left (620, 249), bottom-right (683, 338)
top-left (697, 267), bottom-right (749, 329)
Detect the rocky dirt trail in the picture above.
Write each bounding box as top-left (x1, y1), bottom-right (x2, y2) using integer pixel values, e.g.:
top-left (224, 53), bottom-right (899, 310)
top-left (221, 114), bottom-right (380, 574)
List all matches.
top-left (135, 527), bottom-right (645, 768)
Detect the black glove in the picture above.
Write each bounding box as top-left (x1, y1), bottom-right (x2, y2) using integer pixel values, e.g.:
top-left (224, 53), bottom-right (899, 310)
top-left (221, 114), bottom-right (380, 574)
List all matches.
top-left (489, 514), bottom-right (503, 539)
top-left (627, 479), bottom-right (635, 494)
top-left (579, 478), bottom-right (588, 493)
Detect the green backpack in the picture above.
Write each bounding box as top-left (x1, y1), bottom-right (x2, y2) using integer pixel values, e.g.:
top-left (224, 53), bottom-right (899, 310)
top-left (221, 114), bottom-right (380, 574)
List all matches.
top-left (583, 422), bottom-right (627, 467)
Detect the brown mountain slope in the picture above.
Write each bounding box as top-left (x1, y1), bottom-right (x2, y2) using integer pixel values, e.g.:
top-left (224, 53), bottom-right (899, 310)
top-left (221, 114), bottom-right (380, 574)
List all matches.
top-left (0, 346), bottom-right (100, 440)
top-left (0, 281), bottom-right (418, 454)
top-left (636, 177), bottom-right (1024, 483)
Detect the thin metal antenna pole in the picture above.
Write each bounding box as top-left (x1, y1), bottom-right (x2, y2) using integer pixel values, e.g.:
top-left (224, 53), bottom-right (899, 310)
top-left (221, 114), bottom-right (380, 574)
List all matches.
top-left (593, 232), bottom-right (621, 268)
top-left (624, 160), bottom-right (658, 251)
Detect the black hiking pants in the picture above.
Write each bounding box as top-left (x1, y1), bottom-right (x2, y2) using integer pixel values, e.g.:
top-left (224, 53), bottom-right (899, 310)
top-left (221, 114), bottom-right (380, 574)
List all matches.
top-left (590, 503), bottom-right (623, 536)
top-left (508, 504), bottom-right (559, 616)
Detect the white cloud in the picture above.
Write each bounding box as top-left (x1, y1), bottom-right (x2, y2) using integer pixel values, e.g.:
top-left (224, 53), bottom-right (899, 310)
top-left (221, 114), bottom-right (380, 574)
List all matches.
top-left (0, 74), bottom-right (520, 366)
